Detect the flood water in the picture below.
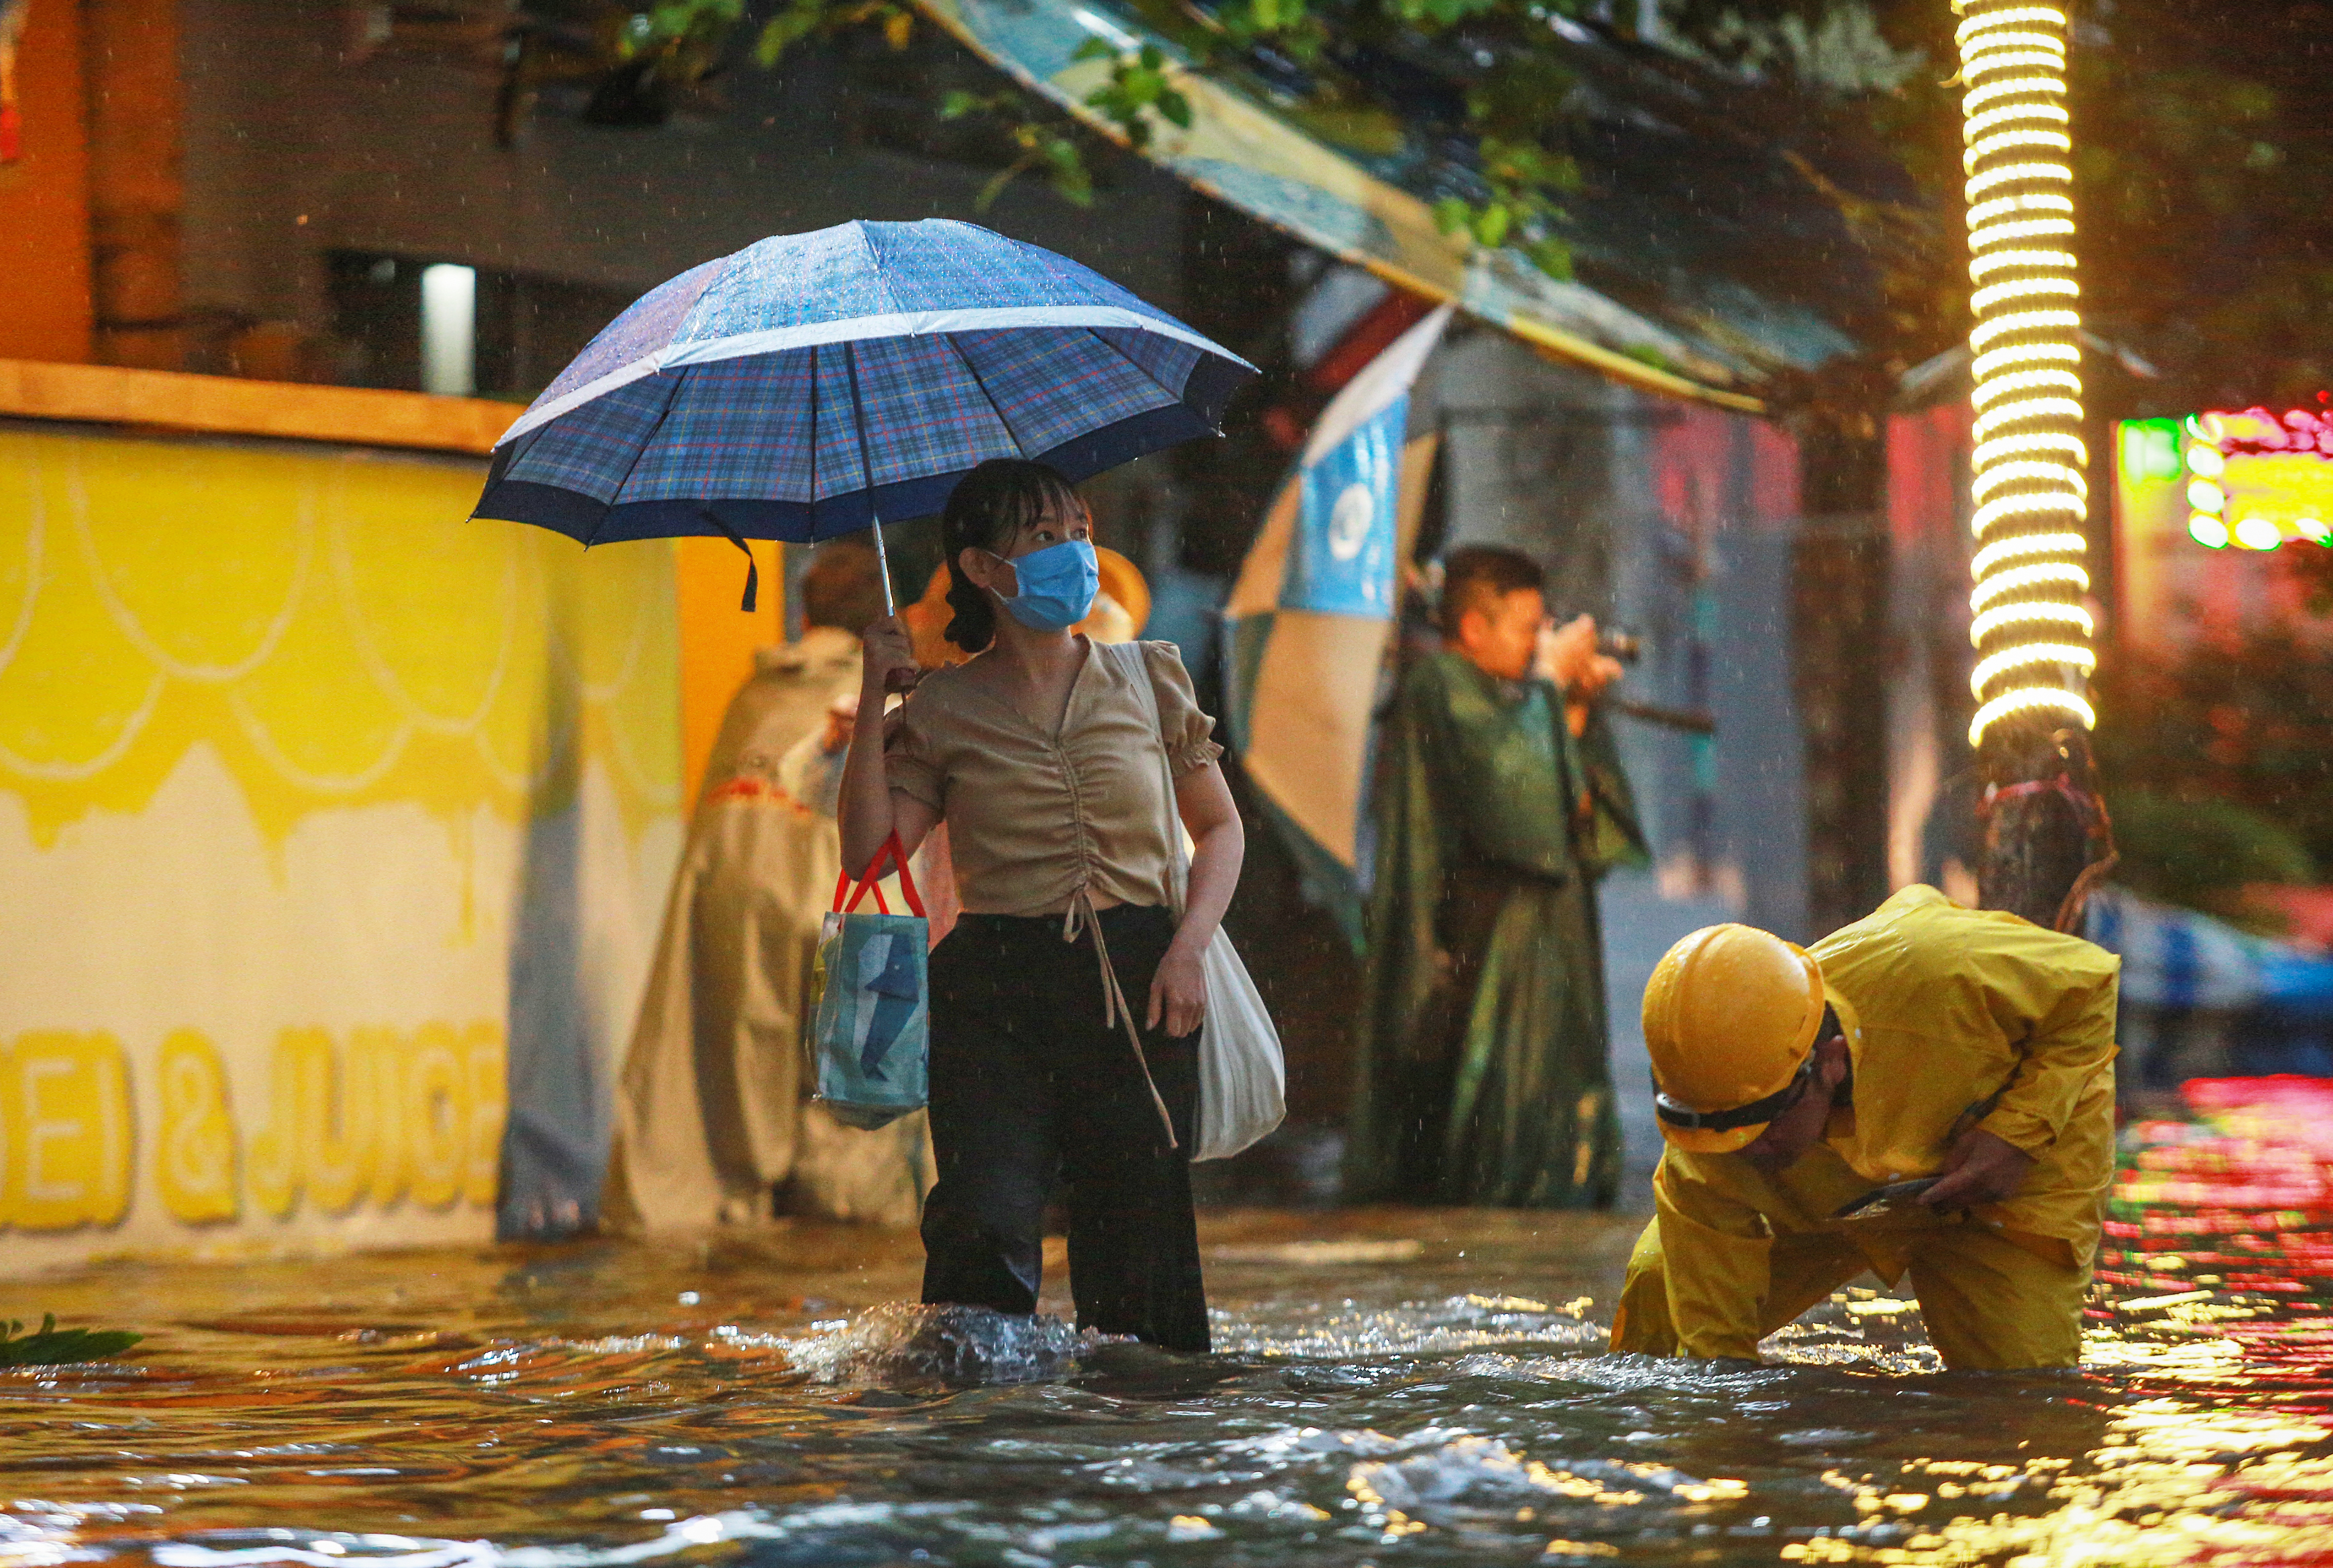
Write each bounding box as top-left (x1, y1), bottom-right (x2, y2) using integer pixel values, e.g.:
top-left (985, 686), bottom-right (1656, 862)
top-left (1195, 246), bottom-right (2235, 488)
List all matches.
top-left (7, 1097), bottom-right (2333, 1568)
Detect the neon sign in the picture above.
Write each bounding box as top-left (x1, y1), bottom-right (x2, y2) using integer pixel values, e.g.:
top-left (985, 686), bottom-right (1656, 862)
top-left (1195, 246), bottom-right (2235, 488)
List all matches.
top-left (2155, 399), bottom-right (2333, 552)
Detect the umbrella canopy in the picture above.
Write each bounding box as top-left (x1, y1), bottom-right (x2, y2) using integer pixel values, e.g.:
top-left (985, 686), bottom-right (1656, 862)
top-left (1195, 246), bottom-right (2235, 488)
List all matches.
top-left (473, 221), bottom-right (1257, 559)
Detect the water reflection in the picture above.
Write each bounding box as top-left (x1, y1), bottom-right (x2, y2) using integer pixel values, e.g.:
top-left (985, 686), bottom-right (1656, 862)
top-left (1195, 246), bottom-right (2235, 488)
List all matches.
top-left (4, 1091), bottom-right (2331, 1567)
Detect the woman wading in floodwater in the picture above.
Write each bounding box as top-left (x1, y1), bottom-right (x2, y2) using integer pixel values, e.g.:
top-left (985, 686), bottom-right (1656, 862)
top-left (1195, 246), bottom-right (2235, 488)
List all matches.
top-left (839, 459), bottom-right (1243, 1351)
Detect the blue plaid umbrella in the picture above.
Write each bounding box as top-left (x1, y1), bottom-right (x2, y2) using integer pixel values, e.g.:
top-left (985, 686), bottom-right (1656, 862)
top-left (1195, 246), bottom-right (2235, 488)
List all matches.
top-left (472, 219), bottom-right (1256, 609)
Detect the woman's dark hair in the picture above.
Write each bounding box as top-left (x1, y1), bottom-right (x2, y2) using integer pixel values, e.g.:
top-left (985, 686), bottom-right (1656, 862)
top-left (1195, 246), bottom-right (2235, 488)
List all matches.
top-left (1976, 720), bottom-right (2118, 931)
top-left (940, 459), bottom-right (1087, 653)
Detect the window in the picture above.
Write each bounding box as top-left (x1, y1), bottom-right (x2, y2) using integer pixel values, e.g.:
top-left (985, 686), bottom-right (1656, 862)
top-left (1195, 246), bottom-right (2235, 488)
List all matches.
top-left (326, 251), bottom-right (635, 400)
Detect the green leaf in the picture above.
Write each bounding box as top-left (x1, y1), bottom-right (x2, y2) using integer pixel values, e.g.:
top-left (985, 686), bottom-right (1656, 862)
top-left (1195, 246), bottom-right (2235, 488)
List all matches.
top-left (975, 154), bottom-right (1039, 213)
top-left (753, 6), bottom-right (824, 66)
top-left (1072, 36), bottom-right (1117, 61)
top-left (0, 1314), bottom-right (142, 1367)
top-left (1083, 77), bottom-right (1155, 150)
top-left (1432, 197), bottom-right (1472, 236)
top-left (1043, 143), bottom-right (1096, 206)
top-left (1159, 89), bottom-right (1193, 130)
top-left (1526, 236), bottom-right (1573, 281)
top-left (1395, 0), bottom-right (1494, 28)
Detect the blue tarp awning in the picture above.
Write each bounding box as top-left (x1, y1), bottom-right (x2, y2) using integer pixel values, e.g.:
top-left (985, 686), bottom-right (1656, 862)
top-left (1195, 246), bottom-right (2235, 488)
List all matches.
top-left (2089, 887), bottom-right (2333, 1020)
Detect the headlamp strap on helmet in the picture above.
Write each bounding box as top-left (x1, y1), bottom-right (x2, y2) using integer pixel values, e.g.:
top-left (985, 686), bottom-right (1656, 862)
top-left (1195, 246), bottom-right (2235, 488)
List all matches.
top-left (1653, 1053), bottom-right (1817, 1134)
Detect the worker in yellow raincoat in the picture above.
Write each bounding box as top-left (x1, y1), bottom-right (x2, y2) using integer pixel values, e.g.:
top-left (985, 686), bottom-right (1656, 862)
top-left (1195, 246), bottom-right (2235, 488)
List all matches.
top-left (1609, 883), bottom-right (2119, 1370)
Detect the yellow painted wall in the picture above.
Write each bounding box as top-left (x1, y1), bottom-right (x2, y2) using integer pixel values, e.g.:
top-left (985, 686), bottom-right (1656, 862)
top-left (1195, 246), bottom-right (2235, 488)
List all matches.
top-left (0, 422), bottom-right (685, 1273)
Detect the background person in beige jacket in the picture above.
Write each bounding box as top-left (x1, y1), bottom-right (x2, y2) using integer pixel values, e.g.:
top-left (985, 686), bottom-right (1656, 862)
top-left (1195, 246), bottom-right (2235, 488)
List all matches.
top-left (601, 543), bottom-right (936, 1233)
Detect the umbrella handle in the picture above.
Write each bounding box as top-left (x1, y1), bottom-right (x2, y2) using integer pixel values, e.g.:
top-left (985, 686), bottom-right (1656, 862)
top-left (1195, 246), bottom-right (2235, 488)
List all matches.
top-left (870, 510), bottom-right (896, 617)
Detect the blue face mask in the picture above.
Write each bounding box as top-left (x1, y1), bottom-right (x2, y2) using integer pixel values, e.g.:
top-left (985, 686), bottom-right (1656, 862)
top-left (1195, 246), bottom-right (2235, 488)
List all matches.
top-left (993, 538), bottom-right (1100, 632)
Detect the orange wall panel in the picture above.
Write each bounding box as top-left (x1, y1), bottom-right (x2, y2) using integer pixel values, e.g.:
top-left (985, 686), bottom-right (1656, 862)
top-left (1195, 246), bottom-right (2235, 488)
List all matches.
top-left (676, 535), bottom-right (784, 808)
top-left (0, 0), bottom-right (94, 363)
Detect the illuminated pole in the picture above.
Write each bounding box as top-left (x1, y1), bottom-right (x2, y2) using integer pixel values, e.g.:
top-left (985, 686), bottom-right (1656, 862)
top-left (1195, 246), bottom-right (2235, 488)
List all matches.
top-left (1957, 0), bottom-right (2096, 750)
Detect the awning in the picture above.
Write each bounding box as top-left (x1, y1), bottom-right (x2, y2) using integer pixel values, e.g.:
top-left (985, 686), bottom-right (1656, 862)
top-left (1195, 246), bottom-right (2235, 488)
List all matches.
top-left (914, 0), bottom-right (1917, 413)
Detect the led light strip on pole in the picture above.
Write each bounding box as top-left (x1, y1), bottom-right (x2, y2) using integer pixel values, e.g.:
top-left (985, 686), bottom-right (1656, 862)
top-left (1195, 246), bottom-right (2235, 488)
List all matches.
top-left (1957, 0), bottom-right (2097, 748)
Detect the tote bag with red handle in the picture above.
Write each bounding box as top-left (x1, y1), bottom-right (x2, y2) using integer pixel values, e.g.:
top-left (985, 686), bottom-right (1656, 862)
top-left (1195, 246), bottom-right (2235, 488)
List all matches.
top-left (807, 832), bottom-right (929, 1130)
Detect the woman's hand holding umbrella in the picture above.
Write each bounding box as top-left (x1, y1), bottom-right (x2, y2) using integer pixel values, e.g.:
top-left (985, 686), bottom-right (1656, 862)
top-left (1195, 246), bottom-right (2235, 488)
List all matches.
top-left (861, 614), bottom-right (920, 696)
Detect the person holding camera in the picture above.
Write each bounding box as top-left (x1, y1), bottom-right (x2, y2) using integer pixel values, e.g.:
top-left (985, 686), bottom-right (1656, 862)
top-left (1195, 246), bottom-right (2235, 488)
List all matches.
top-left (1344, 545), bottom-right (1646, 1208)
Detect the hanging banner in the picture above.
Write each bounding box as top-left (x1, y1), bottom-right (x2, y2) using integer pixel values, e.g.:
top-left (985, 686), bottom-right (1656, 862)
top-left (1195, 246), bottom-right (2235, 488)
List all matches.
top-left (1284, 399), bottom-right (1403, 617)
top-left (1223, 304), bottom-right (1450, 924)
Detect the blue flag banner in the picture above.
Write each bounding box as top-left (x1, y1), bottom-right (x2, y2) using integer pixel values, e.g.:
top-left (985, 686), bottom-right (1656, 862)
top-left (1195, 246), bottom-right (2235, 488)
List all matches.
top-left (1219, 304), bottom-right (1451, 910)
top-left (1284, 397), bottom-right (1405, 618)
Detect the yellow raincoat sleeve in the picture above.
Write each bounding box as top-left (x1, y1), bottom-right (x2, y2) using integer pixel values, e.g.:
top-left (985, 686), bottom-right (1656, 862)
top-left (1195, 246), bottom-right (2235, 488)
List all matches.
top-left (1973, 945), bottom-right (2120, 1158)
top-left (1652, 1158), bottom-right (1774, 1361)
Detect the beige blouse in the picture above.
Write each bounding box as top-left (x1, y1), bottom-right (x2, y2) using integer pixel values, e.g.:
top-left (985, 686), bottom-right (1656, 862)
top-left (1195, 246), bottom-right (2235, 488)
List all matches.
top-left (885, 639), bottom-right (1223, 917)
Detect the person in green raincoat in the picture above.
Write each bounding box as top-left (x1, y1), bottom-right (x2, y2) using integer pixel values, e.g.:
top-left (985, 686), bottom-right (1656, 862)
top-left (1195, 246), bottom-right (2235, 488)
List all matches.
top-left (1345, 545), bottom-right (1647, 1208)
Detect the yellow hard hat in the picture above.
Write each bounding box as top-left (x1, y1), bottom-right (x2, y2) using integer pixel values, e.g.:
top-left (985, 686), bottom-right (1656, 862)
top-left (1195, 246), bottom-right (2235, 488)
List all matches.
top-left (1641, 924), bottom-right (1827, 1153)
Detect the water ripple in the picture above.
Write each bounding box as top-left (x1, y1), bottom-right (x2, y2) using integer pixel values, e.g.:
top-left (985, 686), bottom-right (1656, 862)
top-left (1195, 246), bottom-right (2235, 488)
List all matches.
top-left (3, 1092), bottom-right (2331, 1567)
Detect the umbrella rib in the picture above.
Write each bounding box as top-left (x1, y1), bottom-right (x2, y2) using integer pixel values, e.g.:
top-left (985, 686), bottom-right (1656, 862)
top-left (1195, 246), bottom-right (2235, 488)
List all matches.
top-left (1078, 325), bottom-right (1189, 406)
top-left (843, 339), bottom-right (881, 510)
top-left (592, 366), bottom-right (689, 546)
top-left (939, 332), bottom-right (1029, 458)
top-left (856, 221), bottom-right (902, 318)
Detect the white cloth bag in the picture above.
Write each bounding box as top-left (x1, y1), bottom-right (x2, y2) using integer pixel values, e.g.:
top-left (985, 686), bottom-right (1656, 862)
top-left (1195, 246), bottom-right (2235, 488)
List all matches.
top-left (1114, 641), bottom-right (1286, 1161)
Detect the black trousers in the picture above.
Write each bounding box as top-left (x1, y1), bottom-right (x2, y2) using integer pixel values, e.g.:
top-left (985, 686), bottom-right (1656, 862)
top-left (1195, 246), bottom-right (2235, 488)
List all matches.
top-left (920, 903), bottom-right (1209, 1352)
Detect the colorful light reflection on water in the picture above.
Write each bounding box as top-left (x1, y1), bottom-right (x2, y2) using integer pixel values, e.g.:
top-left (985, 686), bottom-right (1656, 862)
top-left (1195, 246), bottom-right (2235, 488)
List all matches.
top-left (5, 1084), bottom-right (2333, 1567)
